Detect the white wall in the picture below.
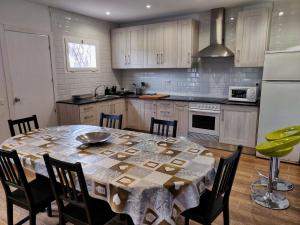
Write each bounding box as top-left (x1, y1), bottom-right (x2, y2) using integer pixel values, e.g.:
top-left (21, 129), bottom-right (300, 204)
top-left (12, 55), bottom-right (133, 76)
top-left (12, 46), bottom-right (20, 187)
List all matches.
top-left (50, 8), bottom-right (120, 100)
top-left (0, 0), bottom-right (51, 33)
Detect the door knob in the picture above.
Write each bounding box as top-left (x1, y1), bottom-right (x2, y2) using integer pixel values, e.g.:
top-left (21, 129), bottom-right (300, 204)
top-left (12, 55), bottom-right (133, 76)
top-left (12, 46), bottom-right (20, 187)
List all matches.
top-left (14, 97), bottom-right (21, 103)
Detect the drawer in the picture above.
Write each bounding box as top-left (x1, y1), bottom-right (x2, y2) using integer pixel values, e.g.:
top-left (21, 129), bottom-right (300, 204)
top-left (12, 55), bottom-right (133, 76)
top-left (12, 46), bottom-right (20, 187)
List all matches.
top-left (80, 104), bottom-right (96, 113)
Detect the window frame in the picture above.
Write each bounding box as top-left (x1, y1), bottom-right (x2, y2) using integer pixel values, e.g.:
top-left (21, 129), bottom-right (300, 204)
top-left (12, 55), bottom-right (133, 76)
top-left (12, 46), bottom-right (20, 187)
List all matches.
top-left (64, 36), bottom-right (99, 73)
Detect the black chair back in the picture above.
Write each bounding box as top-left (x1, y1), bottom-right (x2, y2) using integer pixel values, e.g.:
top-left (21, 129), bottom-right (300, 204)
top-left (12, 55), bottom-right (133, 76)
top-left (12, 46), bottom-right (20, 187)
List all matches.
top-left (210, 145), bottom-right (242, 206)
top-left (150, 117), bottom-right (178, 138)
top-left (43, 154), bottom-right (93, 223)
top-left (8, 115), bottom-right (39, 136)
top-left (100, 113), bottom-right (123, 129)
top-left (0, 149), bottom-right (32, 205)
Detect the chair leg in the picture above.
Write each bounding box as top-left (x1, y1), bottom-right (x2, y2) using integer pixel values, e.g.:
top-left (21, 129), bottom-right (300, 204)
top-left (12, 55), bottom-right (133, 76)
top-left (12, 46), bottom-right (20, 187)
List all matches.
top-left (184, 217), bottom-right (189, 225)
top-left (47, 204), bottom-right (52, 217)
top-left (29, 213), bottom-right (36, 225)
top-left (6, 200), bottom-right (13, 225)
top-left (223, 202), bottom-right (230, 225)
top-left (59, 214), bottom-right (66, 225)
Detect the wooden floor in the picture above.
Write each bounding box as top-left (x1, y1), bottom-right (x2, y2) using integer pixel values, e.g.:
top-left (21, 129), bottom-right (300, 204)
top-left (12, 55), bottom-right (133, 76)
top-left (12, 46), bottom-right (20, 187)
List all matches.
top-left (0, 149), bottom-right (299, 225)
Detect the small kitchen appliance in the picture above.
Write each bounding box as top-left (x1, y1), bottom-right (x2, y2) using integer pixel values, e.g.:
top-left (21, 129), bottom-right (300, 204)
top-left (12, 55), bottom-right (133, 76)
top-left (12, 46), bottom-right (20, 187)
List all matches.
top-left (228, 86), bottom-right (258, 102)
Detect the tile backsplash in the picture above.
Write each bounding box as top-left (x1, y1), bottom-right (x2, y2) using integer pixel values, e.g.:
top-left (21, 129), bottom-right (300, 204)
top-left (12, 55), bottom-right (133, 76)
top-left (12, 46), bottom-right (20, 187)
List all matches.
top-left (121, 58), bottom-right (262, 98)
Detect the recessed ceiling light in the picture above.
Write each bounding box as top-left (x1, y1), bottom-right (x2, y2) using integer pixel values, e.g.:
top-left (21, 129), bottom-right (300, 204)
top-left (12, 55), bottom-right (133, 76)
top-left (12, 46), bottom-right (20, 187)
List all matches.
top-left (230, 17), bottom-right (235, 21)
top-left (106, 11), bottom-right (111, 15)
top-left (146, 4), bottom-right (151, 9)
top-left (278, 11), bottom-right (284, 16)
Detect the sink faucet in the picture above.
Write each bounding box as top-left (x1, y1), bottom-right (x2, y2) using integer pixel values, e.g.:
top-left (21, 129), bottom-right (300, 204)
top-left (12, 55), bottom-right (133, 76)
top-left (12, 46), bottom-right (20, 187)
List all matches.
top-left (94, 84), bottom-right (106, 97)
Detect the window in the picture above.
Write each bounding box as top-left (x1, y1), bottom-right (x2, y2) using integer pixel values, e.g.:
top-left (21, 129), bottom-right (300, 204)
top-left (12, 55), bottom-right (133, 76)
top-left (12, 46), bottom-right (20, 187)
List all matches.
top-left (64, 37), bottom-right (98, 72)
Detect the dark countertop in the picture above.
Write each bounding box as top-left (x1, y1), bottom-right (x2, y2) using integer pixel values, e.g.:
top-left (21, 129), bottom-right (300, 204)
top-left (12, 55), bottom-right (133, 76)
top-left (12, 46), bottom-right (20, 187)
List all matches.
top-left (57, 95), bottom-right (260, 107)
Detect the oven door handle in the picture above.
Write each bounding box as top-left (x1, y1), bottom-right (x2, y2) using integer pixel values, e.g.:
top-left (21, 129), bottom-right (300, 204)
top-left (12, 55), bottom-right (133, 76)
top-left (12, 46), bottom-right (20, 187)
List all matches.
top-left (188, 108), bottom-right (221, 114)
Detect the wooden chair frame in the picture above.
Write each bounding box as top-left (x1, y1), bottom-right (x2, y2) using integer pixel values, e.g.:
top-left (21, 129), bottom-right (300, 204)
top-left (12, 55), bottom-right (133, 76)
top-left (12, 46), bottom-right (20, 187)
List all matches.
top-left (99, 113), bottom-right (123, 129)
top-left (8, 115), bottom-right (39, 136)
top-left (150, 117), bottom-right (178, 138)
top-left (182, 145), bottom-right (243, 225)
top-left (0, 149), bottom-right (53, 225)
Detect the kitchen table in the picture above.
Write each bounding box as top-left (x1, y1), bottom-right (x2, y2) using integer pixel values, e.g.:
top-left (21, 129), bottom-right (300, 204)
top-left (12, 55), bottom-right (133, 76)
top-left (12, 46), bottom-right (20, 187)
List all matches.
top-left (0, 125), bottom-right (216, 225)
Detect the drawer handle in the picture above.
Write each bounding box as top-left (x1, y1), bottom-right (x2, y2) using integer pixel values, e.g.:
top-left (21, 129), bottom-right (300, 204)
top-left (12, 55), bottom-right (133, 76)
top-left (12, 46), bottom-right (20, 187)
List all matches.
top-left (84, 115), bottom-right (94, 120)
top-left (83, 106), bottom-right (94, 111)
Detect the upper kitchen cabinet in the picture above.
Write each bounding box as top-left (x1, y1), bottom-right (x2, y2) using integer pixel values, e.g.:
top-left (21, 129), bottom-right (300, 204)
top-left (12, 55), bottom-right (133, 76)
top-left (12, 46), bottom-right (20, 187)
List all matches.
top-left (111, 26), bottom-right (144, 69)
top-left (177, 19), bottom-right (199, 68)
top-left (144, 21), bottom-right (178, 68)
top-left (235, 8), bottom-right (270, 67)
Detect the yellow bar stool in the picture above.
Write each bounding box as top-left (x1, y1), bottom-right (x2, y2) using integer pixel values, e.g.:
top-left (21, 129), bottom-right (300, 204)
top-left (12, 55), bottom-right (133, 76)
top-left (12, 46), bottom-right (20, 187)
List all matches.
top-left (251, 133), bottom-right (300, 209)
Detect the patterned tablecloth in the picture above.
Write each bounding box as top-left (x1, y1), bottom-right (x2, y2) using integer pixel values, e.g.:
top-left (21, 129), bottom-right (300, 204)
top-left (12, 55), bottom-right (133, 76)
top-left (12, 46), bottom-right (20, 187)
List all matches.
top-left (0, 125), bottom-right (216, 225)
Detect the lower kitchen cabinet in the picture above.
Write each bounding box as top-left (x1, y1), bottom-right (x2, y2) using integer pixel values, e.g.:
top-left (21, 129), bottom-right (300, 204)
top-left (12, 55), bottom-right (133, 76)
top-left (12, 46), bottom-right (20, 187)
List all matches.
top-left (126, 99), bottom-right (143, 130)
top-left (141, 101), bottom-right (157, 131)
top-left (156, 101), bottom-right (174, 121)
top-left (126, 99), bottom-right (157, 131)
top-left (57, 103), bottom-right (97, 126)
top-left (57, 99), bottom-right (126, 128)
top-left (174, 102), bottom-right (189, 137)
top-left (219, 105), bottom-right (259, 148)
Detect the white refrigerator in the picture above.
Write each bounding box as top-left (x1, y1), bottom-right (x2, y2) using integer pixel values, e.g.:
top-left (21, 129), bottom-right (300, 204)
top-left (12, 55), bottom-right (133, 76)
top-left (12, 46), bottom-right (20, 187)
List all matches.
top-left (257, 50), bottom-right (300, 163)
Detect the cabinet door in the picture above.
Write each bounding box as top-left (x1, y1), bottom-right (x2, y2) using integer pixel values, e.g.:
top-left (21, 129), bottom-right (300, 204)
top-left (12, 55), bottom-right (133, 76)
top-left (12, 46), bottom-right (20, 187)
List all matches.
top-left (219, 105), bottom-right (258, 147)
top-left (128, 26), bottom-right (144, 68)
top-left (144, 24), bottom-right (162, 68)
top-left (174, 103), bottom-right (189, 137)
top-left (97, 102), bottom-right (111, 125)
top-left (80, 104), bottom-right (97, 125)
top-left (156, 101), bottom-right (174, 121)
top-left (126, 99), bottom-right (143, 130)
top-left (111, 99), bottom-right (126, 128)
top-left (235, 8), bottom-right (270, 67)
top-left (141, 101), bottom-right (157, 131)
top-left (177, 20), bottom-right (192, 68)
top-left (111, 29), bottom-right (127, 68)
top-left (161, 21), bottom-right (178, 68)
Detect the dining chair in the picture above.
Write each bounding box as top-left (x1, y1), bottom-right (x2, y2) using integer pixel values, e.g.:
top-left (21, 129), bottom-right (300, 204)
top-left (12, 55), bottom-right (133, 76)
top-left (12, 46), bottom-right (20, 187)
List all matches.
top-left (181, 145), bottom-right (243, 225)
top-left (8, 115), bottom-right (39, 136)
top-left (43, 154), bottom-right (117, 225)
top-left (150, 117), bottom-right (178, 138)
top-left (0, 149), bottom-right (54, 225)
top-left (100, 112), bottom-right (123, 129)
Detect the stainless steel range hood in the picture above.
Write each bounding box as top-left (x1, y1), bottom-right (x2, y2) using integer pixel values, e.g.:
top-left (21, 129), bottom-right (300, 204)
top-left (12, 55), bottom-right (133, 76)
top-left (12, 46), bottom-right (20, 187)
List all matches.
top-left (194, 8), bottom-right (234, 58)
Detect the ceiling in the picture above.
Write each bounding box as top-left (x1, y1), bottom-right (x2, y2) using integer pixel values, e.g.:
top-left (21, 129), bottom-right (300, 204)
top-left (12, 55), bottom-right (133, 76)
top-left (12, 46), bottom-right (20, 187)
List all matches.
top-left (28, 0), bottom-right (264, 23)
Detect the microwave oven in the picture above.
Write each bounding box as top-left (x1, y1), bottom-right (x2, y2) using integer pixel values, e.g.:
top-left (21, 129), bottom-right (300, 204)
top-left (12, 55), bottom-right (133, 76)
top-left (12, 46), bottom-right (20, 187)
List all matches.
top-left (228, 86), bottom-right (258, 102)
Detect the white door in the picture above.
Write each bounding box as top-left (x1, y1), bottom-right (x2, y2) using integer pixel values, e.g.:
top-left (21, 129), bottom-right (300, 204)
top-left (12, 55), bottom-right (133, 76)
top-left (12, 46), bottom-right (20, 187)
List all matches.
top-left (4, 30), bottom-right (56, 129)
top-left (0, 27), bottom-right (10, 141)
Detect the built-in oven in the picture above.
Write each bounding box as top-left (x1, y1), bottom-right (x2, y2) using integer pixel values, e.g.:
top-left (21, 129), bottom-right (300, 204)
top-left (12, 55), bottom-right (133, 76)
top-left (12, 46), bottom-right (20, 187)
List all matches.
top-left (188, 103), bottom-right (221, 136)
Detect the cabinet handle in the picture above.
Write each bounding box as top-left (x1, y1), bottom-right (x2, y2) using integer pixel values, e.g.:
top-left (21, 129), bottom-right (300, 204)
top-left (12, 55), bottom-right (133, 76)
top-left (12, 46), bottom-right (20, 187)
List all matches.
top-left (161, 53), bottom-right (163, 64)
top-left (236, 50), bottom-right (240, 63)
top-left (125, 55), bottom-right (127, 65)
top-left (157, 53), bottom-right (159, 64)
top-left (128, 55), bottom-right (130, 64)
top-left (84, 115), bottom-right (94, 120)
top-left (187, 52), bottom-right (191, 64)
top-left (83, 106), bottom-right (94, 111)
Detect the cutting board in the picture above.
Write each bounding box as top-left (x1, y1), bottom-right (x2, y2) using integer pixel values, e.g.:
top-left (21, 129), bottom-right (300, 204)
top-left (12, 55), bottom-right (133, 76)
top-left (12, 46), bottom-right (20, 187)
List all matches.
top-left (138, 94), bottom-right (170, 100)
